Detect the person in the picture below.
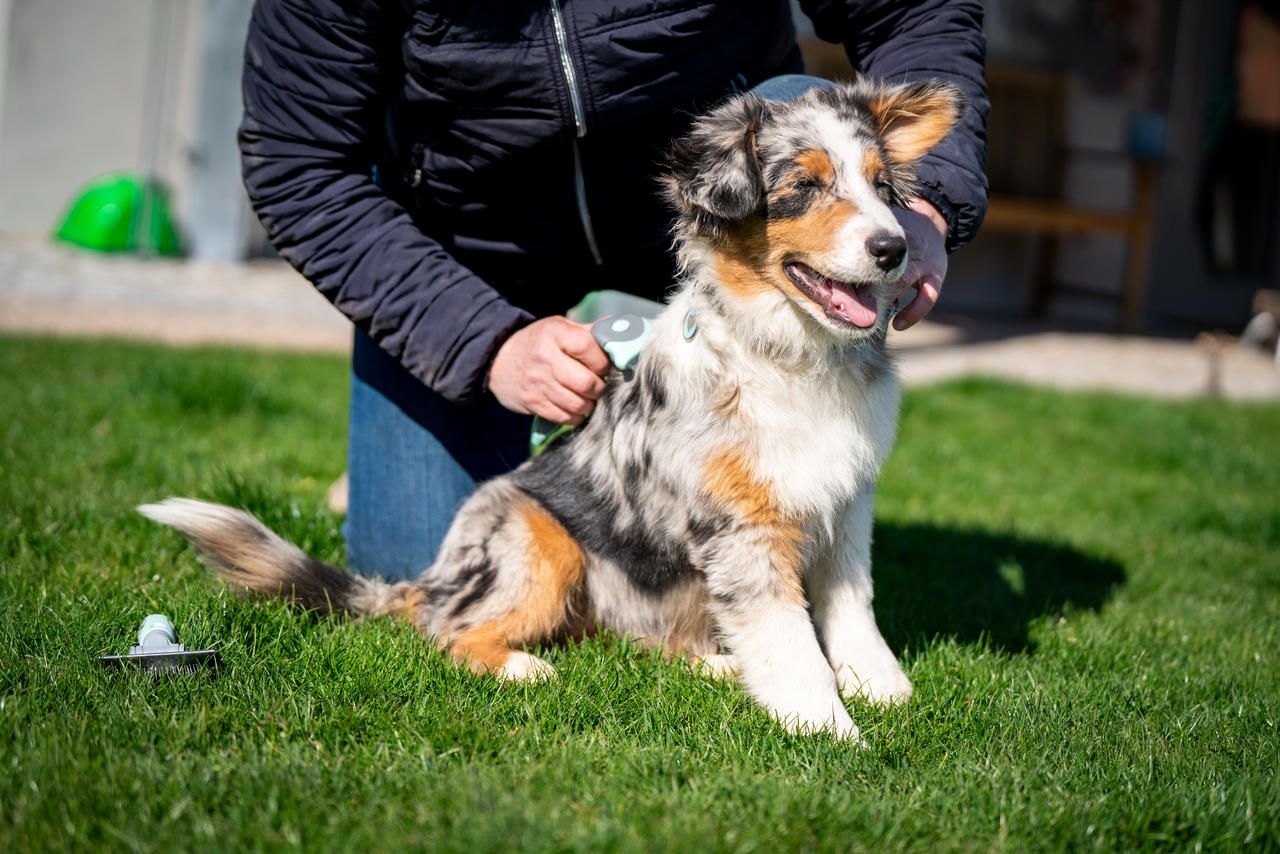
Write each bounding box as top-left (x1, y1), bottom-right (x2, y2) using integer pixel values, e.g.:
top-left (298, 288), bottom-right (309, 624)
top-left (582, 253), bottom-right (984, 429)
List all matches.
top-left (239, 0), bottom-right (989, 580)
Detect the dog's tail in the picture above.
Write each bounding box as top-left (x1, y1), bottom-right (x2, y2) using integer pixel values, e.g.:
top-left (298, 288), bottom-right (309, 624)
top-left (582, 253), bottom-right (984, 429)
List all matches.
top-left (138, 498), bottom-right (417, 618)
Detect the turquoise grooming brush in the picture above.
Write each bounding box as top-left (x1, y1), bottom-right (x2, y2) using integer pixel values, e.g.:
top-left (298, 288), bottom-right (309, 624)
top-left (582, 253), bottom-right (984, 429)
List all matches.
top-left (98, 614), bottom-right (221, 674)
top-left (529, 313), bottom-right (652, 456)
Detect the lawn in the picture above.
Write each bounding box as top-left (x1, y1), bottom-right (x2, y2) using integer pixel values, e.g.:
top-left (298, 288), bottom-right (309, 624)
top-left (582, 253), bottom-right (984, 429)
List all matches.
top-left (1, 334), bottom-right (1277, 852)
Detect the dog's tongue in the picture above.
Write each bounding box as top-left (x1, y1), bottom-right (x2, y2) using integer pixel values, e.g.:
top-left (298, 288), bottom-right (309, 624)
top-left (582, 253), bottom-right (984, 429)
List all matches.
top-left (827, 280), bottom-right (880, 328)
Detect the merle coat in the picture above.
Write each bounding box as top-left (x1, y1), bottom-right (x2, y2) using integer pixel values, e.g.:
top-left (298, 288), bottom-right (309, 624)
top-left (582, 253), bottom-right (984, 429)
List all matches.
top-left (153, 77), bottom-right (963, 742)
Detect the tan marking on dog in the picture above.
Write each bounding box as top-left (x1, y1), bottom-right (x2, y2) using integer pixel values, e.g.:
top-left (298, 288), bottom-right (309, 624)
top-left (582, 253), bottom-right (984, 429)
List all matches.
top-left (765, 198), bottom-right (860, 257)
top-left (705, 448), bottom-right (778, 525)
top-left (384, 582), bottom-right (427, 622)
top-left (863, 148), bottom-right (886, 187)
top-left (443, 498), bottom-right (586, 677)
top-left (447, 625), bottom-right (512, 675)
top-left (518, 499), bottom-right (586, 634)
top-left (868, 87), bottom-right (962, 164)
top-left (711, 196), bottom-right (861, 303)
top-left (703, 449), bottom-right (807, 592)
top-left (710, 216), bottom-right (775, 299)
top-left (794, 149), bottom-right (835, 184)
top-left (765, 200), bottom-right (863, 305)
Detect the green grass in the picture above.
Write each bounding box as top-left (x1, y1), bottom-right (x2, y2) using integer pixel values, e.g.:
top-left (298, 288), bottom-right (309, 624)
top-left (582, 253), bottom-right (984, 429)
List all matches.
top-left (2, 333), bottom-right (1277, 852)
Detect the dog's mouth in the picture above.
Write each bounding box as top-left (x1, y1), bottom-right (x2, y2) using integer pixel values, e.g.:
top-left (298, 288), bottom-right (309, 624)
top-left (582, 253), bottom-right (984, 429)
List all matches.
top-left (783, 262), bottom-right (881, 329)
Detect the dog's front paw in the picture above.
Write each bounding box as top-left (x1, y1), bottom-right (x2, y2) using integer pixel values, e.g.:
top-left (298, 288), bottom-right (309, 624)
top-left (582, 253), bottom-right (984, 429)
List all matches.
top-left (834, 660), bottom-right (912, 705)
top-left (772, 701), bottom-right (866, 746)
top-left (782, 712), bottom-right (866, 747)
top-left (497, 651), bottom-right (558, 683)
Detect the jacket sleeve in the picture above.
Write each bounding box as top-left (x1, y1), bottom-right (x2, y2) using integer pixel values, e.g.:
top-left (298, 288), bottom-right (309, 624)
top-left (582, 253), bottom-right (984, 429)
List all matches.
top-left (239, 0), bottom-right (533, 403)
top-left (800, 0), bottom-right (989, 251)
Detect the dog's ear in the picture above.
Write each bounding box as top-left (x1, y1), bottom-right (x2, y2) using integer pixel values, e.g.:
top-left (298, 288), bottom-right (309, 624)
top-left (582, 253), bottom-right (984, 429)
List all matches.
top-left (665, 94), bottom-right (768, 234)
top-left (866, 80), bottom-right (964, 166)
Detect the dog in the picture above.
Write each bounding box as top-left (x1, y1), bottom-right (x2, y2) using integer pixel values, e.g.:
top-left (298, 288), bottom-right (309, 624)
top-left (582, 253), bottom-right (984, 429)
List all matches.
top-left (140, 78), bottom-right (963, 742)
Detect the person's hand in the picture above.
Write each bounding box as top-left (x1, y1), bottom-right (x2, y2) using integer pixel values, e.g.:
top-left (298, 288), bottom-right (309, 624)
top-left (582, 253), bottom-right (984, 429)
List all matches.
top-left (890, 197), bottom-right (949, 330)
top-left (489, 316), bottom-right (610, 425)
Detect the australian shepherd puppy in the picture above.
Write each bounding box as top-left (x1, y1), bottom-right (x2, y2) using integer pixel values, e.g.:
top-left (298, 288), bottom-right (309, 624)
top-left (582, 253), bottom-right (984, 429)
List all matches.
top-left (141, 78), bottom-right (963, 742)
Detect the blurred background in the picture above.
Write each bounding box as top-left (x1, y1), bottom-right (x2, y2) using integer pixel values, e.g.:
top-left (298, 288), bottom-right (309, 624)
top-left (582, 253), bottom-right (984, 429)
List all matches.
top-left (0, 0), bottom-right (1276, 349)
top-left (801, 0), bottom-right (1279, 337)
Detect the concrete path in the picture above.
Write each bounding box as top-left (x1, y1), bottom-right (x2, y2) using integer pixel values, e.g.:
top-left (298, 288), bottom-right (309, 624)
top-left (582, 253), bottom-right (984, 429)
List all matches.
top-left (3, 237), bottom-right (1278, 400)
top-left (0, 237), bottom-right (349, 352)
top-left (892, 319), bottom-right (1280, 400)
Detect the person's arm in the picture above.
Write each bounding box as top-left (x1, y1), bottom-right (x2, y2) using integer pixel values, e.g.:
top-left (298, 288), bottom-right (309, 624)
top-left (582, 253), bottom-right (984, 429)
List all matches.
top-left (239, 0), bottom-right (534, 405)
top-left (801, 0), bottom-right (988, 252)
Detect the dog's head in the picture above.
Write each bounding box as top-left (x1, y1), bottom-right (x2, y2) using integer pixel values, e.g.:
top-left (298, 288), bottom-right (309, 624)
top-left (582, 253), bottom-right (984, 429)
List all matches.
top-left (665, 79), bottom-right (962, 340)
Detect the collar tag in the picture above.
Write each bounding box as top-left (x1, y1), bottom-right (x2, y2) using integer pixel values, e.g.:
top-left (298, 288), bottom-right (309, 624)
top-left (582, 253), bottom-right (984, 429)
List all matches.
top-left (682, 308), bottom-right (698, 341)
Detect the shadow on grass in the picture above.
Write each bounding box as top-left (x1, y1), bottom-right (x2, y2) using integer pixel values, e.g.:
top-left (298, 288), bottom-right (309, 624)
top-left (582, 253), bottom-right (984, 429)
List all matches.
top-left (872, 522), bottom-right (1125, 655)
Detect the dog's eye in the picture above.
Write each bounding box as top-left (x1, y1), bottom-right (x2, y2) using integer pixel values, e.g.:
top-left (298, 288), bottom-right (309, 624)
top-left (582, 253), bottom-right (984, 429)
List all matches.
top-left (873, 178), bottom-right (893, 200)
top-left (792, 176), bottom-right (822, 191)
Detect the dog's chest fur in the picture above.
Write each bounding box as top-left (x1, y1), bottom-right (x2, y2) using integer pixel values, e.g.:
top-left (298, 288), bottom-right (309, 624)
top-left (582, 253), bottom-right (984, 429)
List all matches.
top-left (653, 286), bottom-right (899, 523)
top-left (511, 280), bottom-right (899, 645)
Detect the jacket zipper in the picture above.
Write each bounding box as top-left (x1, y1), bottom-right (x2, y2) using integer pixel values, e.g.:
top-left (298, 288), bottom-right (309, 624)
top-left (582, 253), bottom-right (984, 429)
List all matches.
top-left (548, 0), bottom-right (604, 265)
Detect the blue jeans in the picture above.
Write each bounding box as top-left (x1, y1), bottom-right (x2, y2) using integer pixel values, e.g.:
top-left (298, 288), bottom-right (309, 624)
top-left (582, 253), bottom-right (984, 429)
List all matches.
top-left (747, 73), bottom-right (833, 102)
top-left (344, 330), bottom-right (530, 580)
top-left (343, 74), bottom-right (832, 581)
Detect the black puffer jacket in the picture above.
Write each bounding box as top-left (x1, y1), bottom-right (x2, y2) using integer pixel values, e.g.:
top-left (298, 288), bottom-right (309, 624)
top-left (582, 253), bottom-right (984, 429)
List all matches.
top-left (240, 0), bottom-right (987, 404)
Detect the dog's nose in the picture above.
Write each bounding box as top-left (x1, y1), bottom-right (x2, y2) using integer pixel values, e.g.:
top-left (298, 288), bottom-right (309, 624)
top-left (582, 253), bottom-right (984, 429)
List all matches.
top-left (866, 233), bottom-right (907, 271)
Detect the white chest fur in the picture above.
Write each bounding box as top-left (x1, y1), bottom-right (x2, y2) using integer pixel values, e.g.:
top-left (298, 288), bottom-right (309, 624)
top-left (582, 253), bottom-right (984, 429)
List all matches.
top-left (733, 358), bottom-right (898, 515)
top-left (653, 285), bottom-right (901, 523)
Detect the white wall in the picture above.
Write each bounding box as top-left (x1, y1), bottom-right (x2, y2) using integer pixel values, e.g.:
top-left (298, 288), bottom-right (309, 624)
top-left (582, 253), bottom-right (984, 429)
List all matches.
top-left (0, 0), bottom-right (198, 237)
top-left (0, 0), bottom-right (12, 165)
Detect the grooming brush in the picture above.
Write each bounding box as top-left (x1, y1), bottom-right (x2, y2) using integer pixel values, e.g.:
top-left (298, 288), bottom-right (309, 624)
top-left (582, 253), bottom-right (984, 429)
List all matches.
top-left (98, 613), bottom-right (221, 674)
top-left (529, 313), bottom-right (652, 456)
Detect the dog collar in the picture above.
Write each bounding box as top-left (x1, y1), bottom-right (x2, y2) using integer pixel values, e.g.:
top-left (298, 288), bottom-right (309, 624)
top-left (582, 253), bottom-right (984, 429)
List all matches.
top-left (529, 314), bottom-right (652, 456)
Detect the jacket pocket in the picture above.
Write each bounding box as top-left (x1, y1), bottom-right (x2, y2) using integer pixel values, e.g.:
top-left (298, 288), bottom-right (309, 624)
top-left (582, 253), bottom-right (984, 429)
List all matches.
top-left (408, 0), bottom-right (466, 45)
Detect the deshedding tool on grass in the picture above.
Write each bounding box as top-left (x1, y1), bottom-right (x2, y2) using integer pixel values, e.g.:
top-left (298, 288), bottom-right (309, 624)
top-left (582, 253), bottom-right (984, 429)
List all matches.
top-left (99, 614), bottom-right (221, 674)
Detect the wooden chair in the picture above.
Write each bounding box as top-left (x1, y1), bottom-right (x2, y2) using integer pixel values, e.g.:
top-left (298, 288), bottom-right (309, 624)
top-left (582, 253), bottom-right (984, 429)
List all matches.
top-left (982, 64), bottom-right (1160, 332)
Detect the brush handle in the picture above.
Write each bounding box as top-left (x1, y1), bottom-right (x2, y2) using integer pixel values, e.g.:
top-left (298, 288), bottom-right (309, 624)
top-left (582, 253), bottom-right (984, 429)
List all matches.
top-left (590, 314), bottom-right (649, 372)
top-left (528, 314), bottom-right (652, 456)
top-left (137, 614), bottom-right (177, 650)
